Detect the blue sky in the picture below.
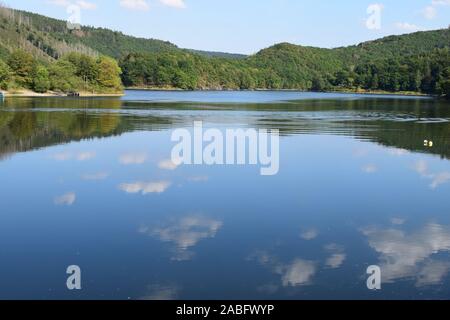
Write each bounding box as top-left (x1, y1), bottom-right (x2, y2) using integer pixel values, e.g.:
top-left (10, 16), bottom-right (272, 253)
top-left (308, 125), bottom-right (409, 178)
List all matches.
top-left (5, 0), bottom-right (450, 54)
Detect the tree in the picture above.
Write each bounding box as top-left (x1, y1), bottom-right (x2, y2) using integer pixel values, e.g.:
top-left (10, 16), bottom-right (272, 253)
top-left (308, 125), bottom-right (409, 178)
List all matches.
top-left (7, 50), bottom-right (35, 88)
top-left (33, 65), bottom-right (50, 93)
top-left (438, 67), bottom-right (450, 98)
top-left (0, 59), bottom-right (11, 90)
top-left (49, 59), bottom-right (80, 92)
top-left (63, 52), bottom-right (98, 82)
top-left (96, 56), bottom-right (122, 92)
top-left (311, 76), bottom-right (327, 91)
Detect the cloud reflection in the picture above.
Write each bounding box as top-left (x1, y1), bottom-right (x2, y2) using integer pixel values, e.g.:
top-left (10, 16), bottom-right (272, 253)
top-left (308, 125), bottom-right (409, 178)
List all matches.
top-left (140, 284), bottom-right (180, 300)
top-left (119, 181), bottom-right (171, 194)
top-left (158, 158), bottom-right (181, 170)
top-left (362, 223), bottom-right (450, 286)
top-left (119, 152), bottom-right (148, 165)
top-left (54, 192), bottom-right (76, 206)
top-left (300, 228), bottom-right (318, 240)
top-left (140, 215), bottom-right (223, 261)
top-left (362, 164), bottom-right (378, 174)
top-left (324, 244), bottom-right (346, 269)
top-left (249, 251), bottom-right (316, 288)
top-left (50, 151), bottom-right (96, 161)
top-left (413, 160), bottom-right (450, 190)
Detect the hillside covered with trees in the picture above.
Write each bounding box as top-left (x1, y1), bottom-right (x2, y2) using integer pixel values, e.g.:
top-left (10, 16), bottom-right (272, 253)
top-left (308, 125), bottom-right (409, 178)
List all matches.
top-left (0, 5), bottom-right (449, 97)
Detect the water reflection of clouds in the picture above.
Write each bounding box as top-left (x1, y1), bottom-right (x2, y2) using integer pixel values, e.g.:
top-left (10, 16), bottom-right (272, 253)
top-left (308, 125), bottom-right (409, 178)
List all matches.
top-left (140, 215), bottom-right (223, 261)
top-left (413, 160), bottom-right (450, 189)
top-left (140, 284), bottom-right (180, 300)
top-left (324, 244), bottom-right (346, 269)
top-left (390, 217), bottom-right (406, 225)
top-left (362, 223), bottom-right (450, 286)
top-left (387, 148), bottom-right (410, 156)
top-left (119, 181), bottom-right (171, 194)
top-left (249, 251), bottom-right (316, 288)
top-left (362, 164), bottom-right (378, 174)
top-left (158, 158), bottom-right (181, 170)
top-left (119, 152), bottom-right (148, 165)
top-left (54, 192), bottom-right (76, 206)
top-left (50, 151), bottom-right (96, 161)
top-left (300, 228), bottom-right (318, 240)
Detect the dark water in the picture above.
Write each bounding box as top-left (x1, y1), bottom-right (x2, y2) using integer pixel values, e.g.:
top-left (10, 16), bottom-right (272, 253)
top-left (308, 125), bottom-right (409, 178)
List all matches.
top-left (0, 90), bottom-right (450, 300)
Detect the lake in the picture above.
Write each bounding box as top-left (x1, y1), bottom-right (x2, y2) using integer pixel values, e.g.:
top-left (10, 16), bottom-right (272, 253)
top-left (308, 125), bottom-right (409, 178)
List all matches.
top-left (0, 90), bottom-right (449, 300)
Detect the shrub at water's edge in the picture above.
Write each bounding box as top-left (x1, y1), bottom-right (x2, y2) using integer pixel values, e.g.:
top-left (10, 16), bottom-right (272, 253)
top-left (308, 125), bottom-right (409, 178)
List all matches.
top-left (0, 51), bottom-right (122, 95)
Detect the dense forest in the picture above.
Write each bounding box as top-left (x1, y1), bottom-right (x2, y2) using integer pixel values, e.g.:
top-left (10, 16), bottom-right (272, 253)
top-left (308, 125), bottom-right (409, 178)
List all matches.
top-left (0, 5), bottom-right (449, 97)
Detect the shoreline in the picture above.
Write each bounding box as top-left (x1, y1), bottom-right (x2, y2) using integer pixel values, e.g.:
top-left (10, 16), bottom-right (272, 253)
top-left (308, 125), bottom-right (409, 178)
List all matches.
top-left (1, 90), bottom-right (124, 98)
top-left (1, 88), bottom-right (435, 99)
top-left (124, 87), bottom-right (433, 98)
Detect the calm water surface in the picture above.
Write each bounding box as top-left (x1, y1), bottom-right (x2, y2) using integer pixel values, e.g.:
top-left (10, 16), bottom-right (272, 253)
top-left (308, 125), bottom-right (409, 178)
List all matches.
top-left (0, 90), bottom-right (449, 300)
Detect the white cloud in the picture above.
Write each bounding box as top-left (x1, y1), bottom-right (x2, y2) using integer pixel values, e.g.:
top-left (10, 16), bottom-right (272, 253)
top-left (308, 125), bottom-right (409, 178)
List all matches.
top-left (300, 228), bottom-right (318, 240)
top-left (159, 0), bottom-right (186, 9)
top-left (432, 0), bottom-right (450, 5)
top-left (413, 160), bottom-right (450, 190)
top-left (391, 217), bottom-right (406, 225)
top-left (120, 0), bottom-right (150, 11)
top-left (158, 158), bottom-right (181, 170)
top-left (387, 148), bottom-right (409, 156)
top-left (362, 223), bottom-right (450, 285)
top-left (352, 148), bottom-right (369, 158)
top-left (414, 160), bottom-right (429, 176)
top-left (50, 151), bottom-right (96, 161)
top-left (50, 152), bottom-right (72, 161)
top-left (362, 164), bottom-right (378, 173)
top-left (324, 244), bottom-right (346, 269)
top-left (76, 151), bottom-right (96, 161)
top-left (140, 284), bottom-right (180, 300)
top-left (143, 215), bottom-right (223, 261)
top-left (395, 22), bottom-right (424, 32)
top-left (48, 0), bottom-right (70, 6)
top-left (119, 181), bottom-right (171, 194)
top-left (47, 0), bottom-right (96, 10)
top-left (416, 260), bottom-right (450, 287)
top-left (119, 152), bottom-right (147, 165)
top-left (76, 0), bottom-right (97, 10)
top-left (249, 251), bottom-right (316, 287)
top-left (325, 254), bottom-right (346, 269)
top-left (279, 259), bottom-right (316, 287)
top-left (430, 172), bottom-right (450, 189)
top-left (54, 192), bottom-right (76, 206)
top-left (422, 0), bottom-right (450, 19)
top-left (423, 6), bottom-right (437, 19)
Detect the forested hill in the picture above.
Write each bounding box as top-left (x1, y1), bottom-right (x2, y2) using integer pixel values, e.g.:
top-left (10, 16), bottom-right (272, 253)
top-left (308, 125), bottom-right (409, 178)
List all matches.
top-left (0, 5), bottom-right (449, 97)
top-left (335, 29), bottom-right (450, 62)
top-left (0, 6), bottom-right (178, 60)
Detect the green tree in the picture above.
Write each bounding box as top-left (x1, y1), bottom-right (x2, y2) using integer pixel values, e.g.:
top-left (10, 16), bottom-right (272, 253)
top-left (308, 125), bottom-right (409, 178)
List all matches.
top-left (33, 65), bottom-right (51, 93)
top-left (63, 53), bottom-right (98, 83)
top-left (0, 59), bottom-right (11, 90)
top-left (7, 50), bottom-right (35, 88)
top-left (96, 56), bottom-right (122, 92)
top-left (48, 59), bottom-right (80, 92)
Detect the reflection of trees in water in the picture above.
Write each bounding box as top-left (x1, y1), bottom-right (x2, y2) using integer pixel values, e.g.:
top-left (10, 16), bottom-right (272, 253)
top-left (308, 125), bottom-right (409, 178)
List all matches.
top-left (0, 96), bottom-right (449, 160)
top-left (0, 110), bottom-right (124, 158)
